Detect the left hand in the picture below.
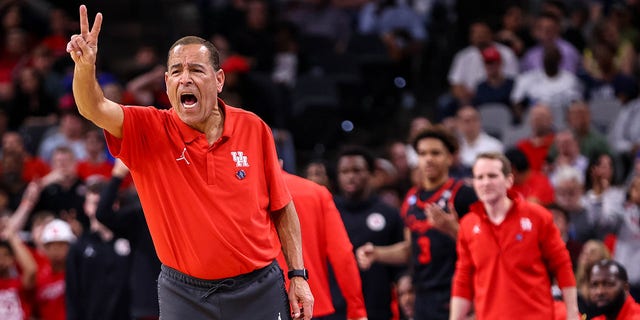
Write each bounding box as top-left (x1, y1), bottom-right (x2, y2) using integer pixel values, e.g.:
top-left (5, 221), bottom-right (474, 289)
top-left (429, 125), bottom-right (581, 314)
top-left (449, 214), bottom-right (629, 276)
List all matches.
top-left (288, 277), bottom-right (314, 320)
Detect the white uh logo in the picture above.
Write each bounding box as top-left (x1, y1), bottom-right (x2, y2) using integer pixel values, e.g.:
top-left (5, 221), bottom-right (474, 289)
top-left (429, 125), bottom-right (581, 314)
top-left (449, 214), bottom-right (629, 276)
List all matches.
top-left (231, 151), bottom-right (249, 167)
top-left (176, 147), bottom-right (190, 165)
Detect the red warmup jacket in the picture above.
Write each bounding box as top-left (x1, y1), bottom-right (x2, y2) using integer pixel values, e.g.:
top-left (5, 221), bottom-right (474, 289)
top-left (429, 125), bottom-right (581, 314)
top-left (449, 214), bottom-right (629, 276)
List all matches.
top-left (453, 191), bottom-right (576, 319)
top-left (591, 295), bottom-right (640, 320)
top-left (277, 172), bottom-right (367, 319)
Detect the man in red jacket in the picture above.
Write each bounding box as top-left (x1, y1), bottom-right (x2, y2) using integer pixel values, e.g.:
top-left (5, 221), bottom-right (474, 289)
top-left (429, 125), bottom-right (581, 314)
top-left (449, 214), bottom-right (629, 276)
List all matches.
top-left (450, 152), bottom-right (579, 320)
top-left (278, 169), bottom-right (367, 320)
top-left (589, 259), bottom-right (640, 320)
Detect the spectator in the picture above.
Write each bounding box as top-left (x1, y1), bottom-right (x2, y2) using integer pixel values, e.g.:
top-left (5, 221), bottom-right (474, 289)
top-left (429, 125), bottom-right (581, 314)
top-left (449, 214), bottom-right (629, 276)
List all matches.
top-left (76, 128), bottom-right (112, 182)
top-left (551, 165), bottom-right (597, 244)
top-left (583, 152), bottom-right (626, 240)
top-left (37, 110), bottom-right (88, 164)
top-left (455, 105), bottom-right (504, 169)
top-left (516, 103), bottom-right (556, 172)
top-left (583, 18), bottom-right (636, 78)
top-left (547, 129), bottom-right (589, 179)
top-left (0, 229), bottom-right (37, 319)
top-left (6, 66), bottom-right (58, 131)
top-left (588, 259), bottom-right (640, 320)
top-left (608, 98), bottom-right (640, 159)
top-left (511, 43), bottom-right (582, 113)
top-left (397, 273), bottom-right (415, 320)
top-left (520, 11), bottom-right (581, 73)
top-left (34, 146), bottom-right (88, 231)
top-left (598, 175), bottom-right (640, 301)
top-left (505, 147), bottom-right (555, 205)
top-left (495, 4), bottom-right (535, 57)
top-left (35, 218), bottom-right (76, 320)
top-left (472, 46), bottom-right (516, 112)
top-left (446, 21), bottom-right (519, 115)
top-left (565, 100), bottom-right (611, 159)
top-left (579, 42), bottom-right (638, 104)
top-left (2, 131), bottom-right (50, 183)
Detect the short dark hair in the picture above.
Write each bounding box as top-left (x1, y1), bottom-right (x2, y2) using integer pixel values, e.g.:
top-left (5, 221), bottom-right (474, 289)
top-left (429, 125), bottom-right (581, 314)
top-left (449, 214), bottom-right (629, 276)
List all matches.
top-left (505, 147), bottom-right (529, 172)
top-left (587, 259), bottom-right (629, 283)
top-left (337, 145), bottom-right (376, 173)
top-left (411, 125), bottom-right (459, 155)
top-left (546, 202), bottom-right (570, 223)
top-left (168, 36), bottom-right (221, 70)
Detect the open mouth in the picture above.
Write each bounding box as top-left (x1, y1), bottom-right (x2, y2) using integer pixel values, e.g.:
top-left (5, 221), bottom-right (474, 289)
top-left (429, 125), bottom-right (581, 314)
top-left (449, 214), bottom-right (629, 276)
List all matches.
top-left (181, 93), bottom-right (198, 108)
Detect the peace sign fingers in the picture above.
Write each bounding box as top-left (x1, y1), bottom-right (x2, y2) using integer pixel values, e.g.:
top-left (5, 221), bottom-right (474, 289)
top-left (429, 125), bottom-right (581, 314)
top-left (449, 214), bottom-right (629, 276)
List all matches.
top-left (67, 5), bottom-right (102, 64)
top-left (79, 5), bottom-right (103, 44)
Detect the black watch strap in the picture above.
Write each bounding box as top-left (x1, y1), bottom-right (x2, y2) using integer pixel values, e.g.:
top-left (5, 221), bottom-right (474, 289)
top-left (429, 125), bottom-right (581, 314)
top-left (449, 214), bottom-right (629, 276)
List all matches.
top-left (287, 269), bottom-right (309, 280)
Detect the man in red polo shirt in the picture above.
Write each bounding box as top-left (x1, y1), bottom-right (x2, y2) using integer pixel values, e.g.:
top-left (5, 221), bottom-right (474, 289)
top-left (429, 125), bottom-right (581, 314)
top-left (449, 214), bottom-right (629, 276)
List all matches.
top-left (450, 152), bottom-right (579, 320)
top-left (66, 5), bottom-right (313, 320)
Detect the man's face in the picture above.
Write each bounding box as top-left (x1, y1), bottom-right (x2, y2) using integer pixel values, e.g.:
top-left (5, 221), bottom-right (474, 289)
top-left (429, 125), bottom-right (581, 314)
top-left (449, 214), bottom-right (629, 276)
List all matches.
top-left (337, 155), bottom-right (370, 199)
top-left (588, 265), bottom-right (627, 309)
top-left (554, 179), bottom-right (584, 212)
top-left (416, 138), bottom-right (452, 183)
top-left (165, 43), bottom-right (225, 129)
top-left (472, 158), bottom-right (513, 204)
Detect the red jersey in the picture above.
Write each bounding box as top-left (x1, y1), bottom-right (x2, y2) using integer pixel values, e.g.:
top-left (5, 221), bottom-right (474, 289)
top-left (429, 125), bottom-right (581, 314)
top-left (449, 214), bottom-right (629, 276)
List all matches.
top-left (22, 156), bottom-right (51, 181)
top-left (105, 100), bottom-right (291, 279)
top-left (516, 133), bottom-right (555, 172)
top-left (510, 170), bottom-right (555, 205)
top-left (277, 172), bottom-right (366, 318)
top-left (76, 160), bottom-right (113, 181)
top-left (453, 191), bottom-right (575, 319)
top-left (591, 295), bottom-right (640, 320)
top-left (0, 277), bottom-right (31, 320)
top-left (33, 253), bottom-right (65, 320)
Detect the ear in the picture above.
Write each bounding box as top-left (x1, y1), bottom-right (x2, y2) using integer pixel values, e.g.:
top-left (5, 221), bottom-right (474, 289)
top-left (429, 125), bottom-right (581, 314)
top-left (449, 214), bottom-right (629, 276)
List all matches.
top-left (216, 69), bottom-right (225, 93)
top-left (506, 173), bottom-right (514, 188)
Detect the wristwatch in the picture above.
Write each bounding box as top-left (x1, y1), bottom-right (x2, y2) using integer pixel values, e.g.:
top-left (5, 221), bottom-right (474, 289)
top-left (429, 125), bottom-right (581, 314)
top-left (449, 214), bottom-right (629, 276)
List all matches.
top-left (287, 269), bottom-right (309, 280)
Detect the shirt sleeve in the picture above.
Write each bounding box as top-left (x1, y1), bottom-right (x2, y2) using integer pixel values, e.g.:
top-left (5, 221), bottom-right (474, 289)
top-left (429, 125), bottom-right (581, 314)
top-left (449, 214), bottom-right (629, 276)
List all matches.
top-left (452, 218), bottom-right (475, 299)
top-left (322, 186), bottom-right (367, 319)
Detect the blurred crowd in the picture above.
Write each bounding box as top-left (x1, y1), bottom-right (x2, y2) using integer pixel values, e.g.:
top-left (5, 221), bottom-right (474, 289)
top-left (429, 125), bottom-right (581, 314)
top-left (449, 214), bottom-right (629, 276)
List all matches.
top-left (0, 0), bottom-right (640, 319)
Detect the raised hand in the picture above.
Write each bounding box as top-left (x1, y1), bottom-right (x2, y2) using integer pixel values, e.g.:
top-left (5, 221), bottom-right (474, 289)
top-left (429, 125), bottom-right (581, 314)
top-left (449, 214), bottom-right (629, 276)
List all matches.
top-left (66, 5), bottom-right (103, 66)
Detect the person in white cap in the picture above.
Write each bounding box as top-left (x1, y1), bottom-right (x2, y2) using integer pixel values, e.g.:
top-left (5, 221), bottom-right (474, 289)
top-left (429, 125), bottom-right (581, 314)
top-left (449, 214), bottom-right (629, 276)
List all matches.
top-left (33, 218), bottom-right (75, 320)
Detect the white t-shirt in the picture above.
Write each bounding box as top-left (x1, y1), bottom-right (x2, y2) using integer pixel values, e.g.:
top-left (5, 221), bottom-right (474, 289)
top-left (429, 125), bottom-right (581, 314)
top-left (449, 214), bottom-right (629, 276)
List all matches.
top-left (459, 132), bottom-right (504, 167)
top-left (447, 42), bottom-right (519, 92)
top-left (510, 69), bottom-right (582, 109)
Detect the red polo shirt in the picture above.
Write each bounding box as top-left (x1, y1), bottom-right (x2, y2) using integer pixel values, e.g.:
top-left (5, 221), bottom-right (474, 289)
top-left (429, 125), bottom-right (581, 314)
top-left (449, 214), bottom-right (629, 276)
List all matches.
top-left (105, 99), bottom-right (291, 279)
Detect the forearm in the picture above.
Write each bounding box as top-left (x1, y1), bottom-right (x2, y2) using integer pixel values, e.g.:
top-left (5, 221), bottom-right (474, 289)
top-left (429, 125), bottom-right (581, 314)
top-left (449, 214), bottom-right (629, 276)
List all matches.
top-left (73, 63), bottom-right (105, 119)
top-left (561, 287), bottom-right (579, 319)
top-left (372, 239), bottom-right (410, 266)
top-left (272, 201), bottom-right (304, 270)
top-left (8, 235), bottom-right (37, 289)
top-left (449, 297), bottom-right (472, 320)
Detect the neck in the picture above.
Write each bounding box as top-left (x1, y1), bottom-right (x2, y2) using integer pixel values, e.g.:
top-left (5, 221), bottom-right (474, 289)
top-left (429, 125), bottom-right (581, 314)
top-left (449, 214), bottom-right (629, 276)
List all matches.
top-left (205, 110), bottom-right (225, 145)
top-left (422, 174), bottom-right (449, 191)
top-left (484, 196), bottom-right (512, 224)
